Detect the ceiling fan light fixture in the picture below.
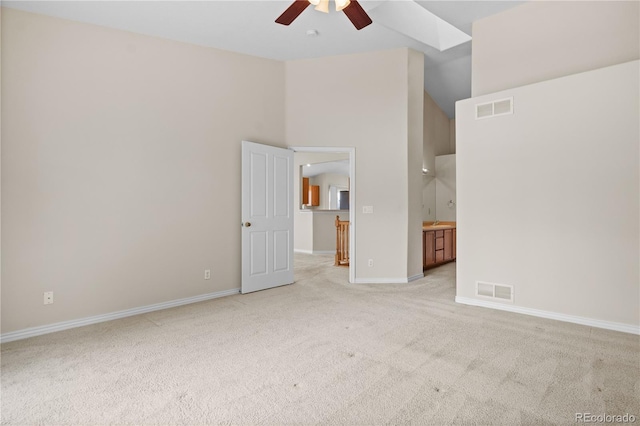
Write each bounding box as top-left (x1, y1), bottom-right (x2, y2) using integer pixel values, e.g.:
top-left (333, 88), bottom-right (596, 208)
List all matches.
top-left (335, 0), bottom-right (351, 12)
top-left (314, 0), bottom-right (329, 13)
top-left (276, 0), bottom-right (371, 30)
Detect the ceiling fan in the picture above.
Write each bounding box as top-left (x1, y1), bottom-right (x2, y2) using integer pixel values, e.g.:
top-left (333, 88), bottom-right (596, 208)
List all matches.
top-left (276, 0), bottom-right (373, 30)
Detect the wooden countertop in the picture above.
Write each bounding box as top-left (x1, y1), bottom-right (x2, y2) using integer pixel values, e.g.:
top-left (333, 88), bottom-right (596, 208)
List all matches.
top-left (422, 221), bottom-right (456, 231)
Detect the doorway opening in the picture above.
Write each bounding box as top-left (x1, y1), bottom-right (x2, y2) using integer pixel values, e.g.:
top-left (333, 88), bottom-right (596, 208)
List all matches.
top-left (290, 147), bottom-right (356, 284)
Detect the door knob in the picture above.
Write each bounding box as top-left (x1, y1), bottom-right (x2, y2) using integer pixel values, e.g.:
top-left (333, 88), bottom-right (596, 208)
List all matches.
top-left (244, 222), bottom-right (251, 227)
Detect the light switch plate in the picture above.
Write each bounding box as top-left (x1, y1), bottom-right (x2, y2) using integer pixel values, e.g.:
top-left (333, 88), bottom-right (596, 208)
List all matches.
top-left (362, 206), bottom-right (373, 214)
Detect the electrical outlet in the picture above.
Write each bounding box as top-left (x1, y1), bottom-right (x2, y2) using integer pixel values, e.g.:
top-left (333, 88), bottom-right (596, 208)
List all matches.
top-left (362, 206), bottom-right (373, 214)
top-left (368, 259), bottom-right (373, 267)
top-left (204, 269), bottom-right (211, 280)
top-left (43, 291), bottom-right (53, 305)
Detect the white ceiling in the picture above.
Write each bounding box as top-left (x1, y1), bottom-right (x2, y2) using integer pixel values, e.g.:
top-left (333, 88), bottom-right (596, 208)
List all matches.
top-left (5, 0), bottom-right (524, 118)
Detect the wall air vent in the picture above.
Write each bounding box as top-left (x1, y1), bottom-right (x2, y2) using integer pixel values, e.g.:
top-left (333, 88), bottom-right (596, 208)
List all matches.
top-left (475, 97), bottom-right (513, 120)
top-left (475, 281), bottom-right (514, 302)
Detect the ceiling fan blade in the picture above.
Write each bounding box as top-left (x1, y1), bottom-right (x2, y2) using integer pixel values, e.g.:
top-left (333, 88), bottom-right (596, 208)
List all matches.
top-left (276, 0), bottom-right (311, 26)
top-left (342, 1), bottom-right (372, 30)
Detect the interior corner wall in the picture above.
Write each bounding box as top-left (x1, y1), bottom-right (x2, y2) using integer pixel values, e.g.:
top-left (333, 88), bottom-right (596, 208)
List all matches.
top-left (286, 48), bottom-right (419, 282)
top-left (456, 61), bottom-right (640, 328)
top-left (1, 8), bottom-right (285, 333)
top-left (407, 49), bottom-right (425, 279)
top-left (472, 1), bottom-right (640, 97)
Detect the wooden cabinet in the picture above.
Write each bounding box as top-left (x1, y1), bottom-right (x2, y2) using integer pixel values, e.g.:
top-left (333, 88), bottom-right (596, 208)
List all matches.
top-left (302, 178), bottom-right (320, 206)
top-left (423, 231), bottom-right (436, 267)
top-left (302, 177), bottom-right (310, 205)
top-left (435, 230), bottom-right (445, 262)
top-left (423, 225), bottom-right (456, 270)
top-left (443, 229), bottom-right (453, 261)
top-left (435, 231), bottom-right (444, 250)
top-left (309, 185), bottom-right (320, 206)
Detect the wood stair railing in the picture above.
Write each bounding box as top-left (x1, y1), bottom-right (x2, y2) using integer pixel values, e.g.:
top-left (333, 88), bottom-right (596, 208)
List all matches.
top-left (335, 216), bottom-right (349, 267)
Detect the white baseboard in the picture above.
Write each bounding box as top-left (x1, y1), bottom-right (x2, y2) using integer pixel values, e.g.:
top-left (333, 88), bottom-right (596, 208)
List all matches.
top-left (353, 275), bottom-right (423, 284)
top-left (408, 273), bottom-right (425, 282)
top-left (0, 288), bottom-right (241, 344)
top-left (455, 296), bottom-right (639, 335)
top-left (294, 249), bottom-right (335, 255)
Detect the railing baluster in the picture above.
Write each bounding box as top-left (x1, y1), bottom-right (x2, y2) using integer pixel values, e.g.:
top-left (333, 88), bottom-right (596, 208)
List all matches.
top-left (335, 216), bottom-right (349, 267)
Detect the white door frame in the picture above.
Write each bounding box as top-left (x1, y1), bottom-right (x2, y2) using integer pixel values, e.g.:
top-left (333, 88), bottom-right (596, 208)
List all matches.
top-left (290, 146), bottom-right (356, 284)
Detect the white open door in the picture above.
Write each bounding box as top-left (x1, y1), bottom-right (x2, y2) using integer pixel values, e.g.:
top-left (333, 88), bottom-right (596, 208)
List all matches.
top-left (241, 141), bottom-right (294, 293)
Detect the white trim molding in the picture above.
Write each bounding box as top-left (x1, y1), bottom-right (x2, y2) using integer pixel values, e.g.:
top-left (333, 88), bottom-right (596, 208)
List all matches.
top-left (455, 296), bottom-right (640, 335)
top-left (294, 249), bottom-right (334, 255)
top-left (0, 288), bottom-right (241, 344)
top-left (353, 274), bottom-right (424, 284)
top-left (294, 249), bottom-right (314, 254)
top-left (408, 273), bottom-right (425, 283)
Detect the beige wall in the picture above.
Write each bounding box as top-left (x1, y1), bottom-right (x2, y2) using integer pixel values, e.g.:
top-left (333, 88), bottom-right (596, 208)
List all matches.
top-left (457, 60), bottom-right (639, 328)
top-left (312, 211), bottom-right (349, 253)
top-left (294, 212), bottom-right (314, 254)
top-left (423, 90), bottom-right (451, 173)
top-left (1, 8), bottom-right (285, 333)
top-left (406, 49), bottom-right (425, 279)
top-left (286, 48), bottom-right (424, 282)
top-left (295, 210), bottom-right (349, 254)
top-left (472, 1), bottom-right (640, 96)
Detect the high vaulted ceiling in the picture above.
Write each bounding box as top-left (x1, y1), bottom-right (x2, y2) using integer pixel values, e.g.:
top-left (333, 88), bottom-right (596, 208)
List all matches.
top-left (5, 1), bottom-right (524, 118)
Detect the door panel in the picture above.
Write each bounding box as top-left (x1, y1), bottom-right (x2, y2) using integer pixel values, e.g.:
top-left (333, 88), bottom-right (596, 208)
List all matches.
top-left (274, 156), bottom-right (289, 217)
top-left (250, 152), bottom-right (268, 218)
top-left (249, 232), bottom-right (268, 276)
top-left (242, 141), bottom-right (294, 293)
top-left (273, 230), bottom-right (290, 272)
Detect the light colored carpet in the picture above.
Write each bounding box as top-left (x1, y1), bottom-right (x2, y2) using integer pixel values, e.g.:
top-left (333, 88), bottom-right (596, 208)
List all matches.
top-left (1, 254), bottom-right (638, 425)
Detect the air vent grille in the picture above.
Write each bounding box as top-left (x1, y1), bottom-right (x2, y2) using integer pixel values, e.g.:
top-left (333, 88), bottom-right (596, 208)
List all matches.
top-left (476, 281), bottom-right (514, 302)
top-left (477, 282), bottom-right (494, 297)
top-left (475, 97), bottom-right (513, 120)
top-left (476, 103), bottom-right (493, 119)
